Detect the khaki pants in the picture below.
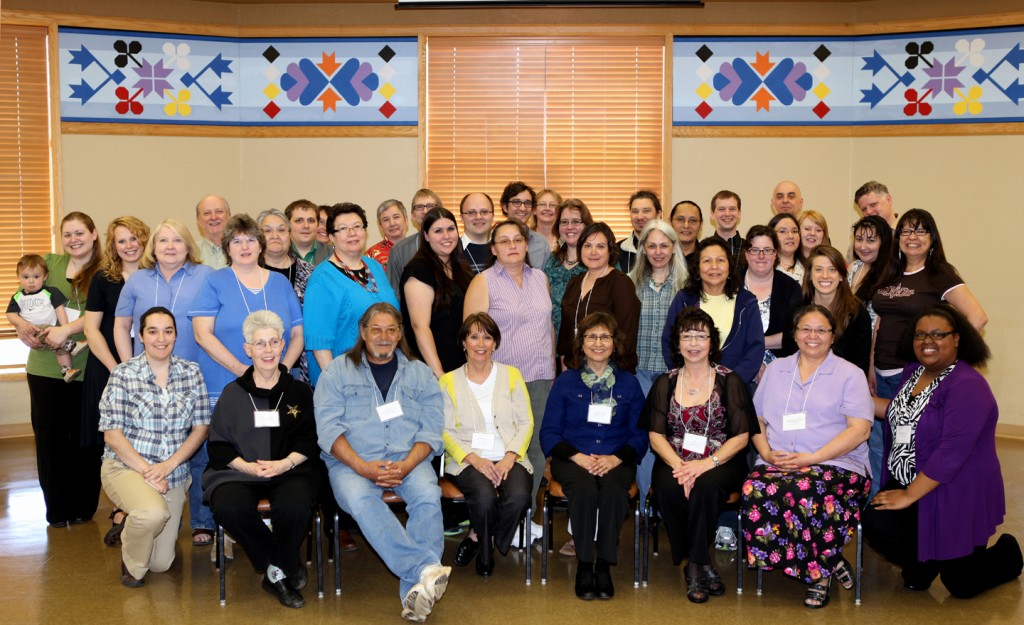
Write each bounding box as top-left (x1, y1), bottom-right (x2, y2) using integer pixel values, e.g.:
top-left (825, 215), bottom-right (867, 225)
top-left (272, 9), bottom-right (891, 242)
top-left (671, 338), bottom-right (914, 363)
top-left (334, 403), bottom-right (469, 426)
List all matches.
top-left (100, 458), bottom-right (188, 580)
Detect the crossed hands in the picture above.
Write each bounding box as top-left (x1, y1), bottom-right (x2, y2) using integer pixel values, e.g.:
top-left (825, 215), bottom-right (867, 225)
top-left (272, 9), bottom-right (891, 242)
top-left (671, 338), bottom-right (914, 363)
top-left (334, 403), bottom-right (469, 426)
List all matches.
top-left (571, 453), bottom-right (622, 477)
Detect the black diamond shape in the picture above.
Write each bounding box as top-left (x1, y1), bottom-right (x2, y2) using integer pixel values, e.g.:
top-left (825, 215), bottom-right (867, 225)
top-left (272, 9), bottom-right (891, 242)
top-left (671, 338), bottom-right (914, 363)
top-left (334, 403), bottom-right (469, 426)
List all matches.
top-left (813, 44), bottom-right (831, 62)
top-left (263, 46), bottom-right (280, 63)
top-left (379, 45), bottom-right (396, 63)
top-left (695, 44), bottom-right (713, 63)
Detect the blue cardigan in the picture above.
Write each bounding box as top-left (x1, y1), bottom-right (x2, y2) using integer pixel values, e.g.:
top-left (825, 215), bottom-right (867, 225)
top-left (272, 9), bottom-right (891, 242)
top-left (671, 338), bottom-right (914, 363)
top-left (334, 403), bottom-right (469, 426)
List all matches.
top-left (660, 288), bottom-right (765, 384)
top-left (540, 368), bottom-right (648, 463)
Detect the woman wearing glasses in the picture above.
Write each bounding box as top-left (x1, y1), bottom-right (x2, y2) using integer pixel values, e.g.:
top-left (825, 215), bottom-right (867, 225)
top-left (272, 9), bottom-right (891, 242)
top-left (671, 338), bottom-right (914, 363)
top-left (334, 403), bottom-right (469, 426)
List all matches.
top-left (738, 226), bottom-right (801, 380)
top-left (541, 312), bottom-right (647, 600)
top-left (204, 311), bottom-right (318, 609)
top-left (768, 213), bottom-right (804, 283)
top-left (303, 203), bottom-right (399, 386)
top-left (532, 189), bottom-right (563, 252)
top-left (500, 181), bottom-right (550, 268)
top-left (543, 199), bottom-right (594, 339)
top-left (863, 305), bottom-right (1022, 598)
top-left (742, 304), bottom-right (873, 609)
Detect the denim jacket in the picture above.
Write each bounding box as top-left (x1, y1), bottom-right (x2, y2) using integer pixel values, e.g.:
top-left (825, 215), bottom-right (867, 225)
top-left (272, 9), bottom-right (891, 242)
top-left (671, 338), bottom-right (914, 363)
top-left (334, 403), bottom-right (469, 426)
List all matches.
top-left (314, 349), bottom-right (443, 466)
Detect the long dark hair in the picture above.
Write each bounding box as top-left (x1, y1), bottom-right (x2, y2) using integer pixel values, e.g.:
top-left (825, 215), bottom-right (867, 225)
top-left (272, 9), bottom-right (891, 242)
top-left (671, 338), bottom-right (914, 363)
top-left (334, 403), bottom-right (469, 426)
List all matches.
top-left (875, 208), bottom-right (962, 292)
top-left (850, 215), bottom-right (893, 303)
top-left (412, 207), bottom-right (473, 311)
top-left (552, 199), bottom-right (594, 263)
top-left (802, 246), bottom-right (861, 339)
top-left (683, 237), bottom-right (739, 301)
top-left (61, 212), bottom-right (102, 299)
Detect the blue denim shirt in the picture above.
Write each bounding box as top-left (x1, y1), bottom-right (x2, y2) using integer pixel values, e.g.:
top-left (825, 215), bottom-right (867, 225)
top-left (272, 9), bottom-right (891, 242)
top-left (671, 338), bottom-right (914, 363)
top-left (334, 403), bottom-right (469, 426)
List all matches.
top-left (314, 350), bottom-right (443, 466)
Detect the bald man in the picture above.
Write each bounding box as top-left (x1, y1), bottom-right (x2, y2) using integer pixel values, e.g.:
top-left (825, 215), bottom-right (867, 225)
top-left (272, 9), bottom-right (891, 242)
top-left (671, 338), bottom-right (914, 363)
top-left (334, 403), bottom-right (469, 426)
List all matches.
top-left (770, 180), bottom-right (804, 216)
top-left (195, 194), bottom-right (230, 269)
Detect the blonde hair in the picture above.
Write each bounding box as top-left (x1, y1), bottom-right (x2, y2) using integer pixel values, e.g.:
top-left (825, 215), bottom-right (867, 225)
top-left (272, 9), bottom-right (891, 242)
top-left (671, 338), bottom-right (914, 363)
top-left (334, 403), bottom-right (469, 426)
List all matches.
top-left (99, 216), bottom-right (151, 282)
top-left (140, 219), bottom-right (203, 269)
top-left (797, 209), bottom-right (831, 261)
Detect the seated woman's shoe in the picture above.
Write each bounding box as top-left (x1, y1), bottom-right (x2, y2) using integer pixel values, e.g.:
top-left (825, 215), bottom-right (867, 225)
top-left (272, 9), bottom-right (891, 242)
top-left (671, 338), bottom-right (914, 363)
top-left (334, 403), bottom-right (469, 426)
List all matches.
top-left (804, 577), bottom-right (831, 609)
top-left (704, 567), bottom-right (725, 596)
top-left (120, 561), bottom-right (144, 588)
top-left (594, 569), bottom-right (614, 599)
top-left (454, 536), bottom-right (479, 567)
top-left (575, 568), bottom-right (596, 600)
top-left (833, 557), bottom-right (854, 591)
top-left (686, 574), bottom-right (709, 604)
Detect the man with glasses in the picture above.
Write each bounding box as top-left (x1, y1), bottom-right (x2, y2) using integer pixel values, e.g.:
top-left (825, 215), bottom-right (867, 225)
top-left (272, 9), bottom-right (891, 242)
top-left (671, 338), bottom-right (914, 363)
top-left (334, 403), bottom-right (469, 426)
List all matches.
top-left (498, 181), bottom-right (550, 269)
top-left (459, 192), bottom-right (496, 274)
top-left (854, 181), bottom-right (898, 228)
top-left (195, 194), bottom-right (231, 269)
top-left (315, 302), bottom-right (450, 622)
top-left (387, 189), bottom-right (444, 292)
top-left (286, 199), bottom-right (332, 266)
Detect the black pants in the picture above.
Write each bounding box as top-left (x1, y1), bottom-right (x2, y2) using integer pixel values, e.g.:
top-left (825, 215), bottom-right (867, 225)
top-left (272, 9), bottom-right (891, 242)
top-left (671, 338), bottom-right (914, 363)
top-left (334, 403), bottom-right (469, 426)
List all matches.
top-left (863, 478), bottom-right (1023, 598)
top-left (551, 456), bottom-right (635, 564)
top-left (210, 475), bottom-right (315, 577)
top-left (28, 374), bottom-right (102, 524)
top-left (450, 463), bottom-right (532, 554)
top-left (652, 457), bottom-right (747, 566)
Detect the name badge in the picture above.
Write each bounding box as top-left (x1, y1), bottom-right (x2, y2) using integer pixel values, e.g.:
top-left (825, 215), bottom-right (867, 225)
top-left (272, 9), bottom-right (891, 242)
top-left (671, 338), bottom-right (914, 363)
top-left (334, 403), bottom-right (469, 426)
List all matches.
top-left (376, 401), bottom-right (403, 422)
top-left (682, 432), bottom-right (708, 455)
top-left (895, 425), bottom-right (913, 445)
top-left (254, 410), bottom-right (279, 428)
top-left (471, 432), bottom-right (495, 450)
top-left (782, 412), bottom-right (806, 431)
top-left (587, 404), bottom-right (612, 425)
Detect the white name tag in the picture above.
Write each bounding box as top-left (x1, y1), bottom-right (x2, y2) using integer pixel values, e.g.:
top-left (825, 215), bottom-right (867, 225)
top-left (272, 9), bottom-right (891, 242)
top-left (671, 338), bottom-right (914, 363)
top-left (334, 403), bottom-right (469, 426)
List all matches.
top-left (587, 404), bottom-right (612, 425)
top-left (895, 425), bottom-right (913, 445)
top-left (376, 401), bottom-right (403, 422)
top-left (254, 409), bottom-right (279, 428)
top-left (682, 432), bottom-right (708, 455)
top-left (471, 432), bottom-right (495, 450)
top-left (782, 412), bottom-right (806, 431)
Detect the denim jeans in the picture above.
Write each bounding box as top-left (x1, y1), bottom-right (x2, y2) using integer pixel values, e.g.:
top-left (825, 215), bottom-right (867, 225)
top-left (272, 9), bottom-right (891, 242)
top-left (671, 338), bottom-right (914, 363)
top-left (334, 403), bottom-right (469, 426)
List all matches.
top-left (869, 371), bottom-right (903, 500)
top-left (188, 442), bottom-right (215, 530)
top-left (328, 459), bottom-right (443, 599)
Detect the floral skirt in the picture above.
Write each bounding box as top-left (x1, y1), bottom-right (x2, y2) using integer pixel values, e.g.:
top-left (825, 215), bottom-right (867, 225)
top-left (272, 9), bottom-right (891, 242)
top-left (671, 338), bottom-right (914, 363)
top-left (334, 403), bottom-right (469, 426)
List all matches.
top-left (742, 464), bottom-right (869, 584)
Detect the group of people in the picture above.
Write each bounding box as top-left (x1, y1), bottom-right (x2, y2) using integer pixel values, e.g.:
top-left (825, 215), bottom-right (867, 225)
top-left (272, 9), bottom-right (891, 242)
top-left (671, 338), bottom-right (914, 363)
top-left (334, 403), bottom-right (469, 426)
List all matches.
top-left (10, 180), bottom-right (1020, 620)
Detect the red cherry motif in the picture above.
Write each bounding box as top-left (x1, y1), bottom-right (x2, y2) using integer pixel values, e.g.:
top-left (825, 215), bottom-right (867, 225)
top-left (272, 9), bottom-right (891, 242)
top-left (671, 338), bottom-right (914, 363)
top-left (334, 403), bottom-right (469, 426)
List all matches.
top-left (114, 86), bottom-right (144, 115)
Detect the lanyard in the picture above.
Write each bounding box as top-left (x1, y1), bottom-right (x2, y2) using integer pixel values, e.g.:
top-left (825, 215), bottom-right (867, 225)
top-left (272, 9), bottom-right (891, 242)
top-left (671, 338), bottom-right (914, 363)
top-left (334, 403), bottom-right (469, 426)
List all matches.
top-left (681, 367), bottom-right (715, 440)
top-left (155, 267), bottom-right (187, 314)
top-left (784, 355), bottom-right (823, 416)
top-left (248, 390), bottom-right (284, 412)
top-left (574, 267), bottom-right (607, 336)
top-left (233, 267), bottom-right (269, 316)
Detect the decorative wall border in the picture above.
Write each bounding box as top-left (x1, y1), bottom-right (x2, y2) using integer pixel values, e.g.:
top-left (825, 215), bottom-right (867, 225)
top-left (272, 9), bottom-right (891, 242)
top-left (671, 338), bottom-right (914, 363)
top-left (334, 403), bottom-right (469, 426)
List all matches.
top-left (59, 27), bottom-right (418, 126)
top-left (675, 25), bottom-right (1024, 126)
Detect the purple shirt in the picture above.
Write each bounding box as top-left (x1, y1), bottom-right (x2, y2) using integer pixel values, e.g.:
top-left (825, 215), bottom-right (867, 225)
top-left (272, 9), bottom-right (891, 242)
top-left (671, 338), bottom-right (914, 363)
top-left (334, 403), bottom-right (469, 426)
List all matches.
top-left (482, 264), bottom-right (555, 383)
top-left (753, 350), bottom-right (873, 477)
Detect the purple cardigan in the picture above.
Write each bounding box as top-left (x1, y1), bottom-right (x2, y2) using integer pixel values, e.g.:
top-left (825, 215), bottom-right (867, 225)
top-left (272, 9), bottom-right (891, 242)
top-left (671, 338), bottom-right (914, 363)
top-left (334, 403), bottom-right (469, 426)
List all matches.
top-left (882, 360), bottom-right (1005, 561)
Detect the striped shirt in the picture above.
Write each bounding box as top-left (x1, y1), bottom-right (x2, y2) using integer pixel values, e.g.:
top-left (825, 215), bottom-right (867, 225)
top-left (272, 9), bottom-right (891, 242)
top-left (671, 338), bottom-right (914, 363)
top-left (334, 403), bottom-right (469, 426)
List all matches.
top-left (98, 354), bottom-right (211, 489)
top-left (484, 263), bottom-right (555, 382)
top-left (636, 271), bottom-right (680, 372)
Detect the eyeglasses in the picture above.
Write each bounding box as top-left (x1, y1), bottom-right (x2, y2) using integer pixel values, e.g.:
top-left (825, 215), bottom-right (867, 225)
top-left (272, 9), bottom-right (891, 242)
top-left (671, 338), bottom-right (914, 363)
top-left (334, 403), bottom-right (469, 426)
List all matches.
top-left (367, 325), bottom-right (400, 337)
top-left (583, 333), bottom-right (613, 343)
top-left (229, 236), bottom-right (259, 246)
top-left (679, 333), bottom-right (710, 343)
top-left (262, 226), bottom-right (288, 236)
top-left (898, 227), bottom-right (930, 238)
top-left (494, 236), bottom-right (526, 247)
top-left (412, 203), bottom-right (436, 212)
top-left (508, 199), bottom-right (533, 209)
top-left (913, 330), bottom-right (954, 341)
top-left (746, 247), bottom-right (776, 257)
top-left (559, 219), bottom-right (584, 227)
top-left (797, 327), bottom-right (833, 337)
top-left (249, 338), bottom-right (284, 351)
top-left (672, 216), bottom-right (700, 225)
top-left (462, 209), bottom-right (493, 219)
top-left (334, 224), bottom-right (365, 235)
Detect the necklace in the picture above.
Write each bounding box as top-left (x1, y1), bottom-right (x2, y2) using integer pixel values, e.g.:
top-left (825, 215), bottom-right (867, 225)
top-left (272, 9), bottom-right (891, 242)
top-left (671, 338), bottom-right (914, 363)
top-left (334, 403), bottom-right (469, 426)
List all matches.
top-left (333, 251), bottom-right (378, 293)
top-left (563, 258), bottom-right (579, 268)
top-left (681, 367), bottom-right (711, 396)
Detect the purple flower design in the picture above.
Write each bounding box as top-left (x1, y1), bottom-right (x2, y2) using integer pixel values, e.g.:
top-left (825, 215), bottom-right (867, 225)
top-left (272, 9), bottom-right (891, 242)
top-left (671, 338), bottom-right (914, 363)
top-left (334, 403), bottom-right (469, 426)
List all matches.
top-left (133, 58), bottom-right (173, 98)
top-left (922, 57), bottom-right (965, 98)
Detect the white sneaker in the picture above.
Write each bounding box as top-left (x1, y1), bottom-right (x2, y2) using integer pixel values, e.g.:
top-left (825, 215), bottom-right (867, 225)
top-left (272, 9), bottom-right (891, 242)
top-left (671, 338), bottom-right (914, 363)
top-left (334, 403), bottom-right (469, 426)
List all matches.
top-left (714, 526), bottom-right (737, 552)
top-left (419, 563), bottom-right (451, 604)
top-left (401, 583), bottom-right (432, 622)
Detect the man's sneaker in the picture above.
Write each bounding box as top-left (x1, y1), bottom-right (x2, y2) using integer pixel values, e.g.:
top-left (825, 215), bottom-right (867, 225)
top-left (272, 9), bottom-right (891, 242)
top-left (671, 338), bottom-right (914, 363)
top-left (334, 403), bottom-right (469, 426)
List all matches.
top-left (401, 583), bottom-right (433, 622)
top-left (714, 526), bottom-right (737, 552)
top-left (62, 367), bottom-right (81, 383)
top-left (419, 563), bottom-right (451, 603)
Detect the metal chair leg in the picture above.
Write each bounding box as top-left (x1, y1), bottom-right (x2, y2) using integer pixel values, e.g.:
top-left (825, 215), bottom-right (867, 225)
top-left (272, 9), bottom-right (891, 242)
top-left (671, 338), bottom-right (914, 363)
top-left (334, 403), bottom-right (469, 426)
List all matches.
top-left (756, 567), bottom-right (764, 595)
top-left (633, 498), bottom-right (641, 588)
top-left (315, 512), bottom-right (324, 599)
top-left (736, 509), bottom-right (744, 594)
top-left (217, 525), bottom-right (226, 605)
top-left (333, 512), bottom-right (342, 596)
top-left (641, 494), bottom-right (650, 586)
top-left (855, 520), bottom-right (863, 605)
top-left (541, 493), bottom-right (549, 584)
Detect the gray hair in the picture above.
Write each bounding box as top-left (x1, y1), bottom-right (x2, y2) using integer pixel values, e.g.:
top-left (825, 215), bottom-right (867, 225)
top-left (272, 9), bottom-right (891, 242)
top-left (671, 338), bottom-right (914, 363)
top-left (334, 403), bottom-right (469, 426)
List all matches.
top-left (257, 208), bottom-right (290, 231)
top-left (854, 180), bottom-right (889, 203)
top-left (629, 219), bottom-right (688, 293)
top-left (242, 310), bottom-right (285, 343)
top-left (376, 199), bottom-right (407, 224)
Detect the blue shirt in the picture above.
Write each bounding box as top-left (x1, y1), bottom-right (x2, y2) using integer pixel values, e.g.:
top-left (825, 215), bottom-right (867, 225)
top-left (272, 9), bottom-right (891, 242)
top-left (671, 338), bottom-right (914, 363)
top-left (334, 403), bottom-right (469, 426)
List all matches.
top-left (188, 268), bottom-right (303, 404)
top-left (115, 263), bottom-right (213, 362)
top-left (314, 350), bottom-right (443, 465)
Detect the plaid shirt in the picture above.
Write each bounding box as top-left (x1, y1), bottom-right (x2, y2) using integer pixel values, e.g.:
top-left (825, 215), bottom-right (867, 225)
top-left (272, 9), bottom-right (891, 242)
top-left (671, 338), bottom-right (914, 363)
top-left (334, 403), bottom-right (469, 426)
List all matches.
top-left (636, 271), bottom-right (680, 372)
top-left (99, 354), bottom-right (211, 489)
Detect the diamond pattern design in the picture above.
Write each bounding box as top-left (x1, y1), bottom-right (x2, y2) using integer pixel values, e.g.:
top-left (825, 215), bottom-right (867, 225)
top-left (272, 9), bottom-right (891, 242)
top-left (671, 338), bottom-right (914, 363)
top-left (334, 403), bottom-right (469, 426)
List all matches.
top-left (379, 82), bottom-right (397, 100)
top-left (695, 101), bottom-right (713, 119)
top-left (379, 101), bottom-right (396, 118)
top-left (696, 64), bottom-right (713, 82)
top-left (262, 64), bottom-right (280, 81)
top-left (813, 44), bottom-right (831, 62)
top-left (812, 101), bottom-right (830, 118)
top-left (812, 82), bottom-right (831, 99)
top-left (696, 45), bottom-right (713, 63)
top-left (263, 101), bottom-right (281, 119)
top-left (695, 82), bottom-right (713, 100)
top-left (379, 45), bottom-right (396, 63)
top-left (813, 64), bottom-right (831, 80)
top-left (378, 63), bottom-right (396, 82)
top-left (264, 82), bottom-right (281, 99)
top-left (263, 46), bottom-right (280, 63)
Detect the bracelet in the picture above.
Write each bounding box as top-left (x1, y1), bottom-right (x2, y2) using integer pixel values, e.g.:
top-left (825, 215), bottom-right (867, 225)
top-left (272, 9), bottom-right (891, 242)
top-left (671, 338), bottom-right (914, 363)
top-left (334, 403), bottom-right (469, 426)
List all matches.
top-left (287, 458), bottom-right (296, 470)
top-left (711, 455), bottom-right (720, 467)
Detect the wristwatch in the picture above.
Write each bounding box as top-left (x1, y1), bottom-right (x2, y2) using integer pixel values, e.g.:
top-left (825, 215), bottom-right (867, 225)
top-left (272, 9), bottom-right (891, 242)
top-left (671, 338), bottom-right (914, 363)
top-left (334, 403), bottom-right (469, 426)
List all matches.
top-left (711, 455), bottom-right (720, 467)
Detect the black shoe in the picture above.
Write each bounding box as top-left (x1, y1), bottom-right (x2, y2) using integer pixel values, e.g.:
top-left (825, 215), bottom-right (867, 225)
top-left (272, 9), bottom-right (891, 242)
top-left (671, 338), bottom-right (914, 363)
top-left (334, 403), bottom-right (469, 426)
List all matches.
top-left (594, 569), bottom-right (614, 599)
top-left (121, 561), bottom-right (144, 588)
top-left (104, 510), bottom-right (127, 547)
top-left (262, 574), bottom-right (305, 609)
top-left (686, 574), bottom-right (709, 604)
top-left (70, 517), bottom-right (88, 525)
top-left (705, 567), bottom-right (725, 596)
top-left (454, 536), bottom-right (479, 567)
top-left (575, 569), bottom-right (597, 600)
top-left (290, 565), bottom-right (308, 591)
top-left (49, 521), bottom-right (68, 529)
top-left (476, 546), bottom-right (495, 577)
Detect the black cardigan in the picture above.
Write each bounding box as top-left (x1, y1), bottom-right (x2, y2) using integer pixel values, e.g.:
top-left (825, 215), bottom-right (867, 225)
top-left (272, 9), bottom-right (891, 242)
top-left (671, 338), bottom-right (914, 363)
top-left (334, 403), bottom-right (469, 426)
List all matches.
top-left (741, 269), bottom-right (802, 359)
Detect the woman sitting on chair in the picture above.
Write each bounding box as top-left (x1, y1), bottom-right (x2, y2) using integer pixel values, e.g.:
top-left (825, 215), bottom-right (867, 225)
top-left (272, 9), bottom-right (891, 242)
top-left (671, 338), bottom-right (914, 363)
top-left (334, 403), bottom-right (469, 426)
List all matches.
top-left (204, 310), bottom-right (318, 609)
top-left (645, 307), bottom-right (755, 603)
top-left (441, 312), bottom-right (534, 578)
top-left (541, 312), bottom-right (647, 601)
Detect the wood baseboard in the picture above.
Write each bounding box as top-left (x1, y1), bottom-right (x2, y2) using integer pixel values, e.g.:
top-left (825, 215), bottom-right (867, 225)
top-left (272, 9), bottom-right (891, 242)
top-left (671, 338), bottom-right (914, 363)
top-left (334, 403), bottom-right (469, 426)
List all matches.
top-left (0, 423), bottom-right (33, 439)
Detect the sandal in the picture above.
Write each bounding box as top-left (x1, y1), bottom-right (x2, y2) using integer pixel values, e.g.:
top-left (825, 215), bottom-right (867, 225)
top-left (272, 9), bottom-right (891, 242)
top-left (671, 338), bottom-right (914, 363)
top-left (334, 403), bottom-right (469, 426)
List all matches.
top-left (834, 557), bottom-right (854, 591)
top-left (103, 509), bottom-right (126, 547)
top-left (192, 528), bottom-right (214, 547)
top-left (686, 574), bottom-right (710, 604)
top-left (704, 567), bottom-right (725, 596)
top-left (804, 577), bottom-right (832, 609)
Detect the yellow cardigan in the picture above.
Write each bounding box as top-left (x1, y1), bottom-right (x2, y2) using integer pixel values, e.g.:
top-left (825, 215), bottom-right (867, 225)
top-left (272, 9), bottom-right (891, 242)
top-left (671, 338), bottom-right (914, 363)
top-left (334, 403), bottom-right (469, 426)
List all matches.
top-left (440, 363), bottom-right (534, 476)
